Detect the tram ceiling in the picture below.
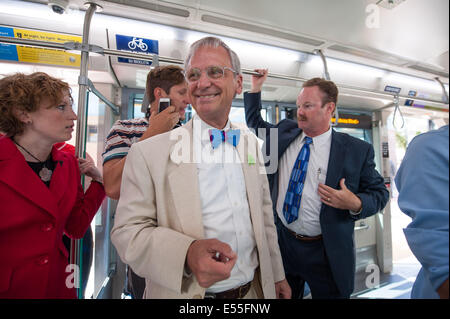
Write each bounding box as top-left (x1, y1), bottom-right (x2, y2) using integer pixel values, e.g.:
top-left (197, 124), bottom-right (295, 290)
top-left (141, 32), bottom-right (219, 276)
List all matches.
top-left (1, 0), bottom-right (448, 113)
top-left (1, 35), bottom-right (448, 115)
top-left (19, 0), bottom-right (449, 80)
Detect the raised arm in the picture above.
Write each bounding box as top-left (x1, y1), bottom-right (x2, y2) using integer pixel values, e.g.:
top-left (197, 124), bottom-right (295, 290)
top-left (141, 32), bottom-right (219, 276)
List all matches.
top-left (243, 69), bottom-right (275, 132)
top-left (65, 156), bottom-right (105, 238)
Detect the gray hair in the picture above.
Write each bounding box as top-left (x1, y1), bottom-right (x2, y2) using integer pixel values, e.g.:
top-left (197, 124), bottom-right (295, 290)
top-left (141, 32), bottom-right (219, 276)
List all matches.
top-left (184, 36), bottom-right (241, 75)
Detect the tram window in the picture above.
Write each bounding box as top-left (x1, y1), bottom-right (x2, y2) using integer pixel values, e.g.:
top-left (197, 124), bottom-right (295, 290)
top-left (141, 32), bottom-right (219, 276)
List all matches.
top-left (133, 97), bottom-right (145, 119)
top-left (285, 108), bottom-right (296, 120)
top-left (230, 107), bottom-right (246, 123)
top-left (261, 109), bottom-right (267, 122)
top-left (88, 125), bottom-right (98, 142)
top-left (334, 127), bottom-right (370, 143)
top-left (386, 113), bottom-right (438, 169)
top-left (279, 107), bottom-right (296, 121)
top-left (229, 106), bottom-right (266, 123)
top-left (387, 113), bottom-right (434, 145)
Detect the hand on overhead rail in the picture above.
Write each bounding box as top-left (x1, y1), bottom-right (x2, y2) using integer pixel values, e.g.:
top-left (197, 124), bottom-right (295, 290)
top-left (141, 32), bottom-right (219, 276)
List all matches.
top-left (250, 68), bottom-right (268, 93)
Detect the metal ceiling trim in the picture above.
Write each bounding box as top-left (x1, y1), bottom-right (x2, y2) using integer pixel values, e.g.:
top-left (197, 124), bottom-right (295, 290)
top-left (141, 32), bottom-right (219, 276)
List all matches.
top-left (328, 44), bottom-right (408, 66)
top-left (407, 64), bottom-right (449, 79)
top-left (1, 36), bottom-right (447, 110)
top-left (101, 0), bottom-right (190, 18)
top-left (201, 14), bottom-right (325, 47)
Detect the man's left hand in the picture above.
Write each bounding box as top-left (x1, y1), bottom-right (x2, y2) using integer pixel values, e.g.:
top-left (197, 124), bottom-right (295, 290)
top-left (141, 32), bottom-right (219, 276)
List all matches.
top-left (275, 279), bottom-right (291, 299)
top-left (318, 178), bottom-right (362, 212)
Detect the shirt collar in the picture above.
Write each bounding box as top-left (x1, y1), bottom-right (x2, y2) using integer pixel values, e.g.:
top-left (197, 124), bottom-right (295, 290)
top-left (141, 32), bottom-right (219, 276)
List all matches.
top-left (301, 126), bottom-right (332, 147)
top-left (193, 114), bottom-right (231, 148)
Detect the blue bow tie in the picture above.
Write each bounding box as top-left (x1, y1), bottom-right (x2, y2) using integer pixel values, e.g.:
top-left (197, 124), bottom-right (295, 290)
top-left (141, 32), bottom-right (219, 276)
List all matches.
top-left (209, 129), bottom-right (240, 149)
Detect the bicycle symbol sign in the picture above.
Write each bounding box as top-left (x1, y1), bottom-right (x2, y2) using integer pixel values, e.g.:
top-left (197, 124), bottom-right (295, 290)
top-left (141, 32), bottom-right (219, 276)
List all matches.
top-left (115, 34), bottom-right (158, 65)
top-left (128, 37), bottom-right (148, 51)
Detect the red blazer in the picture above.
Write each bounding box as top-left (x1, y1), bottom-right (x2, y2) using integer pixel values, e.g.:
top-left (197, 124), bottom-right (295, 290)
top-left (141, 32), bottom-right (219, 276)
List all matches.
top-left (0, 136), bottom-right (105, 298)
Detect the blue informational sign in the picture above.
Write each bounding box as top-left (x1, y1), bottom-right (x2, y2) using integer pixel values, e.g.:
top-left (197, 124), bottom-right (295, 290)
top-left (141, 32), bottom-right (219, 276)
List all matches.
top-left (0, 26), bottom-right (14, 37)
top-left (408, 90), bottom-right (417, 97)
top-left (115, 34), bottom-right (158, 66)
top-left (0, 26), bottom-right (19, 62)
top-left (405, 99), bottom-right (415, 106)
top-left (384, 85), bottom-right (402, 94)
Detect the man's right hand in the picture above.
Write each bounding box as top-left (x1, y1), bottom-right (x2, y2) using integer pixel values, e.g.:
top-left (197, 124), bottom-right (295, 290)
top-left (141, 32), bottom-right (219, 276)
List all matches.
top-left (250, 68), bottom-right (268, 93)
top-left (186, 239), bottom-right (237, 288)
top-left (140, 106), bottom-right (180, 141)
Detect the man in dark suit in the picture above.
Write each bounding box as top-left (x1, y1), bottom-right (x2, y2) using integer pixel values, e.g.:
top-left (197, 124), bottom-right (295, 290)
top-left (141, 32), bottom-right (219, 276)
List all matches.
top-left (244, 70), bottom-right (389, 299)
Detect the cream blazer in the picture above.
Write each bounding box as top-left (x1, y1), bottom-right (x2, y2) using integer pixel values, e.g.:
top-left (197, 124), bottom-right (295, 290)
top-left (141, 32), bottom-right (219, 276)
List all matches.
top-left (111, 119), bottom-right (285, 299)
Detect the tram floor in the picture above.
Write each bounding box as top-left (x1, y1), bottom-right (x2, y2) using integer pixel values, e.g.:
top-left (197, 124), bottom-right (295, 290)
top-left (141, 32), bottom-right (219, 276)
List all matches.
top-left (350, 196), bottom-right (421, 299)
top-left (351, 258), bottom-right (420, 299)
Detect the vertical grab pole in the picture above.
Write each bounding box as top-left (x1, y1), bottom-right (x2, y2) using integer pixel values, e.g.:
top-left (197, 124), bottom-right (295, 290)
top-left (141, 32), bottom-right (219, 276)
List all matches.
top-left (434, 77), bottom-right (449, 104)
top-left (75, 2), bottom-right (99, 159)
top-left (72, 1), bottom-right (101, 299)
top-left (314, 49), bottom-right (339, 127)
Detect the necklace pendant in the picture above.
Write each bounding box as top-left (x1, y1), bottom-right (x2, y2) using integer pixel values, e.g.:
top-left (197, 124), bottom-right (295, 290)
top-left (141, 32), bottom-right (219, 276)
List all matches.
top-left (39, 167), bottom-right (53, 182)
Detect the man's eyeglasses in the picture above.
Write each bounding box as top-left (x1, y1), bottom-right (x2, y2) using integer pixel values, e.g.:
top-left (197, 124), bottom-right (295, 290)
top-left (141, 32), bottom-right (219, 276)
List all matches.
top-left (185, 66), bottom-right (237, 83)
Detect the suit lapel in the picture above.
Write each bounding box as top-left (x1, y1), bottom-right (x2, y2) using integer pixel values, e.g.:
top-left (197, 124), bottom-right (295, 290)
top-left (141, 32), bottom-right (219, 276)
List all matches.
top-left (233, 124), bottom-right (261, 235)
top-left (271, 126), bottom-right (302, 209)
top-left (168, 121), bottom-right (205, 239)
top-left (325, 130), bottom-right (346, 189)
top-left (280, 127), bottom-right (302, 158)
top-left (0, 137), bottom-right (58, 217)
top-left (49, 146), bottom-right (70, 206)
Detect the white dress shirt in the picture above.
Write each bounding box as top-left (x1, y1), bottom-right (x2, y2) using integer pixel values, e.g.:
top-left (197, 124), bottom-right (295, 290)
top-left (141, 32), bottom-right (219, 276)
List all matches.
top-left (276, 127), bottom-right (332, 236)
top-left (192, 115), bottom-right (258, 293)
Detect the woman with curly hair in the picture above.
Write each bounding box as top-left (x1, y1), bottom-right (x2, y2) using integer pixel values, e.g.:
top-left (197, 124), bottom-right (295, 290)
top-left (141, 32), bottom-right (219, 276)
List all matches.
top-left (0, 72), bottom-right (105, 298)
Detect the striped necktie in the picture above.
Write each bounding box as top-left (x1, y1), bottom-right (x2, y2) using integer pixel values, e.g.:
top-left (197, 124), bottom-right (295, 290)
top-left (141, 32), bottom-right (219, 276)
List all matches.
top-left (283, 136), bottom-right (313, 224)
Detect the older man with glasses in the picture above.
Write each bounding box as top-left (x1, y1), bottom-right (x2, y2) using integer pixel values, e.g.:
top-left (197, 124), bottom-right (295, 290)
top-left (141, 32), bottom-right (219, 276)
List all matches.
top-left (111, 36), bottom-right (291, 299)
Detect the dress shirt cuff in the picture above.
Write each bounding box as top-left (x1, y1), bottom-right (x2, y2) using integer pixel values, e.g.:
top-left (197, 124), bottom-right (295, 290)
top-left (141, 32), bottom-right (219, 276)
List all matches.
top-left (349, 195), bottom-right (363, 215)
top-left (349, 209), bottom-right (361, 216)
top-left (244, 91), bottom-right (261, 96)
